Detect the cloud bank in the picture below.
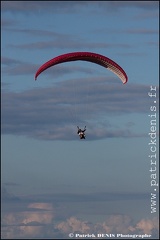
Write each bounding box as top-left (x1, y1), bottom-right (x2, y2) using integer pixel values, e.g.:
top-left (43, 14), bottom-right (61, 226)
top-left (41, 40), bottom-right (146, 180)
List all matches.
top-left (1, 201), bottom-right (159, 239)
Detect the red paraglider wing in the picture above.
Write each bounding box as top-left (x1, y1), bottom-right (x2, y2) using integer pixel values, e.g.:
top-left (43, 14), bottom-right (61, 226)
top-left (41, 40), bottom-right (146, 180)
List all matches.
top-left (35, 52), bottom-right (128, 84)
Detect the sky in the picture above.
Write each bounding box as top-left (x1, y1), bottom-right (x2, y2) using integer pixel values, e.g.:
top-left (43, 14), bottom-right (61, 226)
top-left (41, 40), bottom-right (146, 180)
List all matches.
top-left (1, 1), bottom-right (159, 239)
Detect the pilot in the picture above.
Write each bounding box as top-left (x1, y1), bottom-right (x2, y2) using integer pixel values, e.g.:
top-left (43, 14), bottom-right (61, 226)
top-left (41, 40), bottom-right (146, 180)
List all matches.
top-left (77, 126), bottom-right (86, 139)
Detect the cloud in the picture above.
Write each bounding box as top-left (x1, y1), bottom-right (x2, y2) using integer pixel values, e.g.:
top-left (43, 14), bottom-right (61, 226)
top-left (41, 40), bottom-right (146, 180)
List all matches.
top-left (2, 25), bottom-right (131, 51)
top-left (1, 26), bottom-right (131, 51)
top-left (105, 1), bottom-right (158, 10)
top-left (2, 189), bottom-right (150, 206)
top-left (1, 56), bottom-right (97, 77)
top-left (28, 202), bottom-right (53, 211)
top-left (55, 215), bottom-right (133, 235)
top-left (2, 186), bottom-right (150, 212)
top-left (1, 57), bottom-right (23, 67)
top-left (2, 211), bottom-right (158, 238)
top-left (55, 215), bottom-right (159, 238)
top-left (1, 1), bottom-right (158, 14)
top-left (1, 78), bottom-right (159, 140)
top-left (21, 212), bottom-right (53, 226)
top-left (1, 1), bottom-right (90, 14)
top-left (1, 202), bottom-right (55, 239)
top-left (1, 57), bottom-right (39, 80)
top-left (7, 40), bottom-right (131, 51)
top-left (1, 187), bottom-right (20, 201)
top-left (3, 182), bottom-right (20, 187)
top-left (1, 189), bottom-right (159, 238)
top-left (100, 215), bottom-right (133, 234)
top-left (135, 218), bottom-right (159, 235)
top-left (2, 28), bottom-right (70, 38)
top-left (1, 18), bottom-right (18, 28)
top-left (125, 29), bottom-right (158, 35)
top-left (56, 217), bottom-right (91, 234)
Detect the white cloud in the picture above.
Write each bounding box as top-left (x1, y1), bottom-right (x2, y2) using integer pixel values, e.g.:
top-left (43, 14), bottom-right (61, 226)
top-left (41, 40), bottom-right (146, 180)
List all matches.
top-left (135, 217), bottom-right (159, 234)
top-left (21, 203), bottom-right (54, 226)
top-left (21, 211), bottom-right (53, 225)
top-left (55, 215), bottom-right (159, 237)
top-left (1, 202), bottom-right (54, 239)
top-left (56, 217), bottom-right (91, 234)
top-left (28, 202), bottom-right (53, 210)
top-left (100, 215), bottom-right (133, 234)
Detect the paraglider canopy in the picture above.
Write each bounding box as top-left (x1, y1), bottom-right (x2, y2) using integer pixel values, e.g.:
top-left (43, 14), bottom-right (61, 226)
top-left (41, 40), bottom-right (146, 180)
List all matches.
top-left (35, 52), bottom-right (128, 84)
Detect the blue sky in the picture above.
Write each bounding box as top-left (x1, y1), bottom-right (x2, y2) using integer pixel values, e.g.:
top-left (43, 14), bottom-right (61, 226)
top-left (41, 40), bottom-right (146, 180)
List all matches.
top-left (1, 1), bottom-right (159, 239)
